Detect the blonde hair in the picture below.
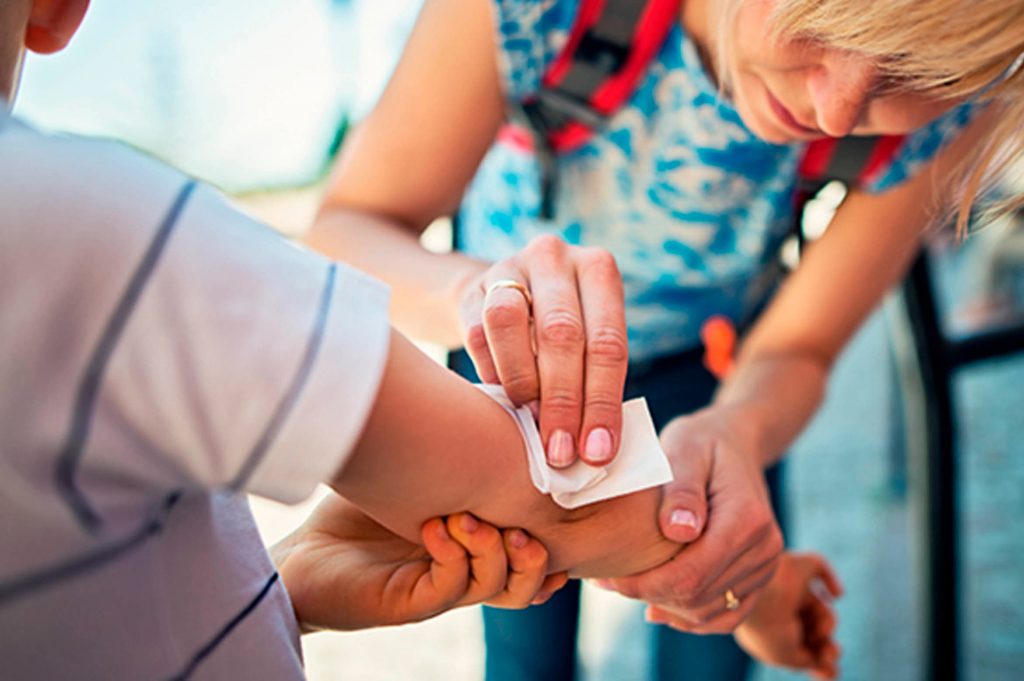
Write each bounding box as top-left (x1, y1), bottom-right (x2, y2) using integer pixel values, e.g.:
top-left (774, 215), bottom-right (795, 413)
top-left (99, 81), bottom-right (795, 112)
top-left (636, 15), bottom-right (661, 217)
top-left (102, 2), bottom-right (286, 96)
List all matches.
top-left (719, 0), bottom-right (1024, 233)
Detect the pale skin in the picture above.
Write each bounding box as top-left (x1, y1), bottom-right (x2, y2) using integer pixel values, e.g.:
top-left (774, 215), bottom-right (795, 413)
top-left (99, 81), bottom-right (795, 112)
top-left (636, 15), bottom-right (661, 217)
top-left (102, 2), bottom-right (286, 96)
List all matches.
top-left (7, 0), bottom-right (834, 650)
top-left (309, 0), bottom-right (995, 634)
top-left (301, 328), bottom-right (842, 675)
top-left (0, 1), bottom-right (929, 673)
top-left (1, 0), bottom-right (570, 633)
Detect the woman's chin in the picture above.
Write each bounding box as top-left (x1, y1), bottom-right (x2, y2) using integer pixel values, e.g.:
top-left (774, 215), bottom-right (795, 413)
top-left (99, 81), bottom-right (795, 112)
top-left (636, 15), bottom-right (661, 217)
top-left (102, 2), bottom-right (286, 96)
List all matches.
top-left (733, 95), bottom-right (794, 144)
top-left (742, 111), bottom-right (795, 145)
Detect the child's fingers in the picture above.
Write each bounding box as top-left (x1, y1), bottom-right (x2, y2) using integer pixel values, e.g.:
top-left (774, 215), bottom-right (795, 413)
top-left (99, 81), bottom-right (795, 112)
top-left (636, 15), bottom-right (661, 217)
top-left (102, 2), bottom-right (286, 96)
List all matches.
top-left (446, 513), bottom-right (508, 603)
top-left (532, 572), bottom-right (570, 606)
top-left (418, 517), bottom-right (472, 607)
top-left (421, 517), bottom-right (470, 567)
top-left (485, 528), bottom-right (549, 609)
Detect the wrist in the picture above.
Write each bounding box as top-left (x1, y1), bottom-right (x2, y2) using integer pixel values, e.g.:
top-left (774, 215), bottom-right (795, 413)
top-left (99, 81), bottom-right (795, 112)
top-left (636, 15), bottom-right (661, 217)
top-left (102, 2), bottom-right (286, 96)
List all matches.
top-left (666, 403), bottom-right (770, 470)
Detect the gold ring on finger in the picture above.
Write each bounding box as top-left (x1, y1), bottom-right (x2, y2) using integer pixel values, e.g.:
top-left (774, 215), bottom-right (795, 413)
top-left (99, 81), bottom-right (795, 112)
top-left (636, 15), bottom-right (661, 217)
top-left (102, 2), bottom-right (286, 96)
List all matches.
top-left (485, 279), bottom-right (533, 308)
top-left (723, 588), bottom-right (741, 611)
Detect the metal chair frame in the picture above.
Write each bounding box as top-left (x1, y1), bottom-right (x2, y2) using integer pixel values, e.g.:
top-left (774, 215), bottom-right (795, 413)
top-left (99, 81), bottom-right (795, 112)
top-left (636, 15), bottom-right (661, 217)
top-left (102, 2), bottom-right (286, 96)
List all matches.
top-left (888, 245), bottom-right (1024, 681)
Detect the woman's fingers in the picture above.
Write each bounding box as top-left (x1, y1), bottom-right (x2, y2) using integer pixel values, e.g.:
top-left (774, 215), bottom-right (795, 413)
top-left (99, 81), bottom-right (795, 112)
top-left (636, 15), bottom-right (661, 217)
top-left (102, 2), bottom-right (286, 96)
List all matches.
top-left (458, 236), bottom-right (628, 469)
top-left (687, 554), bottom-right (779, 631)
top-left (481, 270), bottom-right (540, 405)
top-left (576, 247), bottom-right (628, 465)
top-left (647, 553), bottom-right (778, 634)
top-left (527, 236), bottom-right (588, 467)
top-left (461, 301), bottom-right (499, 385)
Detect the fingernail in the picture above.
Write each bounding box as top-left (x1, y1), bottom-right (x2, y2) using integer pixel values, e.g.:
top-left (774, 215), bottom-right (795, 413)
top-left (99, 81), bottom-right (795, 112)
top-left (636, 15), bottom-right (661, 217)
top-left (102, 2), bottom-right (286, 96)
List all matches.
top-left (547, 430), bottom-right (575, 467)
top-left (584, 427), bottom-right (613, 464)
top-left (508, 529), bottom-right (528, 549)
top-left (526, 400), bottom-right (540, 422)
top-left (593, 579), bottom-right (616, 591)
top-left (460, 514), bottom-right (479, 533)
top-left (669, 509), bottom-right (699, 530)
top-left (436, 522), bottom-right (451, 541)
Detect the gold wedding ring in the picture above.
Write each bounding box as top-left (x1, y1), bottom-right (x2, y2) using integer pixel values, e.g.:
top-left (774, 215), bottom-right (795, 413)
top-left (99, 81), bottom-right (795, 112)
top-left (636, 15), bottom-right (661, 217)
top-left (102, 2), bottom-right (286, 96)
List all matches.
top-left (724, 588), bottom-right (741, 611)
top-left (485, 279), bottom-right (533, 308)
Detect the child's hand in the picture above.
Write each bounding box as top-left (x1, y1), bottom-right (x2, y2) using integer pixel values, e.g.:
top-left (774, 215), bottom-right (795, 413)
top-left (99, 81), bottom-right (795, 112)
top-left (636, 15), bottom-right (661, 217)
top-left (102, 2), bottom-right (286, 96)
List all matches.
top-left (733, 552), bottom-right (844, 679)
top-left (273, 493), bottom-right (565, 632)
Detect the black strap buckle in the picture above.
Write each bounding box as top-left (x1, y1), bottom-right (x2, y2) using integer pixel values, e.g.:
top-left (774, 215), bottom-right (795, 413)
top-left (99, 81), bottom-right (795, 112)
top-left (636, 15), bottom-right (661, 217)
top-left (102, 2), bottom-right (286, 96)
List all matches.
top-left (576, 30), bottom-right (630, 75)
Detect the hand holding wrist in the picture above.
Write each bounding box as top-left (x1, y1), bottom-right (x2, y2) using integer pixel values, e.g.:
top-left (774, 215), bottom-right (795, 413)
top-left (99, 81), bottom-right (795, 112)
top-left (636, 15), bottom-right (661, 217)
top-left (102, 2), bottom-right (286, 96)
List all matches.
top-left (600, 406), bottom-right (783, 634)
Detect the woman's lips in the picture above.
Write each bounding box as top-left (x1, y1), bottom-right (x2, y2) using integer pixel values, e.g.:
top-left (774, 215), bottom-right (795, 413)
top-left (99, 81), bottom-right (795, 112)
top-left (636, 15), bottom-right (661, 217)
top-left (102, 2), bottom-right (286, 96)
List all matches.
top-left (766, 89), bottom-right (822, 137)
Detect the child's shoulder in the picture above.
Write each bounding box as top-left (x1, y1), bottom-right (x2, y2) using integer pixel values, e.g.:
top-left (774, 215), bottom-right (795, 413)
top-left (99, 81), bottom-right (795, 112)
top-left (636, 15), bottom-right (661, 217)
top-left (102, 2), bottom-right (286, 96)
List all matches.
top-left (1, 114), bottom-right (188, 216)
top-left (0, 114), bottom-right (201, 272)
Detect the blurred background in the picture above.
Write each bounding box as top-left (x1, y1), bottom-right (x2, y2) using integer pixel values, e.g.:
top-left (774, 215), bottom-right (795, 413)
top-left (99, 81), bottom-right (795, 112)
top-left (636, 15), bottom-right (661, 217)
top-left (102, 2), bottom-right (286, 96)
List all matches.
top-left (14, 1), bottom-right (1024, 679)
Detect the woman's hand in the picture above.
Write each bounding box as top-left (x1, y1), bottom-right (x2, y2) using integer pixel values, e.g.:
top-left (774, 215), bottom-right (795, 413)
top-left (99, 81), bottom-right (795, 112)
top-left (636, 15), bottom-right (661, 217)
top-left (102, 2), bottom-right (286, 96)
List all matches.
top-left (273, 493), bottom-right (566, 632)
top-left (644, 552), bottom-right (843, 679)
top-left (732, 553), bottom-right (843, 679)
top-left (598, 407), bottom-right (784, 632)
top-left (457, 234), bottom-right (629, 468)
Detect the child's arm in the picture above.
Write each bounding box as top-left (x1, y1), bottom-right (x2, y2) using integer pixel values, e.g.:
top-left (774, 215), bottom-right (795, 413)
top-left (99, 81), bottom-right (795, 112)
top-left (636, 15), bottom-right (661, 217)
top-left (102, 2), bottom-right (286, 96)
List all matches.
top-left (644, 552), bottom-right (843, 679)
top-left (271, 493), bottom-right (567, 632)
top-left (329, 329), bottom-right (681, 580)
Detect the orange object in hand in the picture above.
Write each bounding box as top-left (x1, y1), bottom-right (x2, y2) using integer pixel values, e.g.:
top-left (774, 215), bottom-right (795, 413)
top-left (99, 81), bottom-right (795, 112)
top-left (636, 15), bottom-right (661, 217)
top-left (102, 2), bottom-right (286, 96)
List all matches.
top-left (701, 315), bottom-right (737, 380)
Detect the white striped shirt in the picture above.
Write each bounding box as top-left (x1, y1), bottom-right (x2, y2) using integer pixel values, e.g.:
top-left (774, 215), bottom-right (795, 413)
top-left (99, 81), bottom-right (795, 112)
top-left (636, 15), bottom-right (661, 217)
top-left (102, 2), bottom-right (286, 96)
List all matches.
top-left (0, 113), bottom-right (391, 680)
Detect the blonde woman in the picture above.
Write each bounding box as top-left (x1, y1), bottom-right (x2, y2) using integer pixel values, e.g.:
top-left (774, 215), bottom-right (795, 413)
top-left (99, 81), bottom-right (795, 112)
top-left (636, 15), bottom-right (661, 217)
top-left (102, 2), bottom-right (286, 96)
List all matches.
top-left (308, 0), bottom-right (1024, 678)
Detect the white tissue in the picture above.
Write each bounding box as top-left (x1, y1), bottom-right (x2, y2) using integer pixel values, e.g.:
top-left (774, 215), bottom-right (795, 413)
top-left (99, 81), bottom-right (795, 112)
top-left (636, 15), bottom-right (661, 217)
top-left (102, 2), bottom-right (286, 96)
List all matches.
top-left (475, 384), bottom-right (674, 509)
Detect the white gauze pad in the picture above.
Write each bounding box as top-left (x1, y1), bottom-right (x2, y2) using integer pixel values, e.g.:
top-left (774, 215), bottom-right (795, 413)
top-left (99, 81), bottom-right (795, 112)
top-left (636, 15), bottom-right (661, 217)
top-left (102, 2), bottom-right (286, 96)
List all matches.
top-left (474, 384), bottom-right (673, 509)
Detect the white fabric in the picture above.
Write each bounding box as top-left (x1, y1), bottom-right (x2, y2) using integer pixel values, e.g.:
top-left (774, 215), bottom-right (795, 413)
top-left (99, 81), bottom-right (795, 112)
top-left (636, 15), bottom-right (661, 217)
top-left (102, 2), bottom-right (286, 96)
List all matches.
top-left (476, 385), bottom-right (674, 508)
top-left (0, 113), bottom-right (391, 679)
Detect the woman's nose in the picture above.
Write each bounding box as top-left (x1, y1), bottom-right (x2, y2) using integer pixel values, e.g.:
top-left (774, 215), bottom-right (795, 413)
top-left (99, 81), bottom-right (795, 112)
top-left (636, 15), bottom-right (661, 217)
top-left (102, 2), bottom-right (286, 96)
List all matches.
top-left (806, 53), bottom-right (876, 137)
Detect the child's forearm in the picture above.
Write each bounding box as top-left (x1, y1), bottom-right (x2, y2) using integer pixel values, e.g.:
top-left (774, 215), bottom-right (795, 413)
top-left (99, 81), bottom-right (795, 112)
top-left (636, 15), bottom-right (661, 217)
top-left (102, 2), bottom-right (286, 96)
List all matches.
top-left (331, 330), bottom-right (679, 577)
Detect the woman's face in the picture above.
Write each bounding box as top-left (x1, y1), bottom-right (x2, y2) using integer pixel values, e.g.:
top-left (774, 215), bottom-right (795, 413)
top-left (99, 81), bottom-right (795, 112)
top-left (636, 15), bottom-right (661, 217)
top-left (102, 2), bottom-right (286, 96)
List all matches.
top-left (723, 0), bottom-right (963, 144)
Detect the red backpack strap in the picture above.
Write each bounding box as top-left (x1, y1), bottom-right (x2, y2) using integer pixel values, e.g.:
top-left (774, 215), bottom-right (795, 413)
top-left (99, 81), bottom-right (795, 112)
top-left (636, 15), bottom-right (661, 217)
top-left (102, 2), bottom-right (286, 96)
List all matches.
top-left (502, 0), bottom-right (682, 218)
top-left (797, 135), bottom-right (907, 196)
top-left (538, 0), bottom-right (683, 151)
top-left (793, 134), bottom-right (906, 228)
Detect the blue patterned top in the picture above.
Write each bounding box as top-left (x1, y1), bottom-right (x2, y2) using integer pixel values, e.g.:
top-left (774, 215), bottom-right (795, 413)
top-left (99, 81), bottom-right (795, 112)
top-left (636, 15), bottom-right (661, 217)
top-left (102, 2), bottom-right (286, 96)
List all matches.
top-left (460, 0), bottom-right (978, 361)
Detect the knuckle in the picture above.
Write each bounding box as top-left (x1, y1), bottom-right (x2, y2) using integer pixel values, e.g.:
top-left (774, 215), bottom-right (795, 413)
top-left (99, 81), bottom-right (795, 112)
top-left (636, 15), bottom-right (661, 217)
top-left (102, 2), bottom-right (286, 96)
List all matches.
top-left (527, 233), bottom-right (566, 258)
top-left (583, 393), bottom-right (622, 418)
top-left (763, 524), bottom-right (785, 557)
top-left (541, 387), bottom-right (583, 418)
top-left (578, 247), bottom-right (620, 276)
top-left (478, 527), bottom-right (504, 553)
top-left (483, 298), bottom-right (529, 333)
top-left (502, 371), bottom-right (540, 402)
top-left (519, 548), bottom-right (548, 573)
top-left (586, 327), bottom-right (629, 366)
top-left (667, 564), bottom-right (704, 604)
top-left (537, 310), bottom-right (585, 349)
